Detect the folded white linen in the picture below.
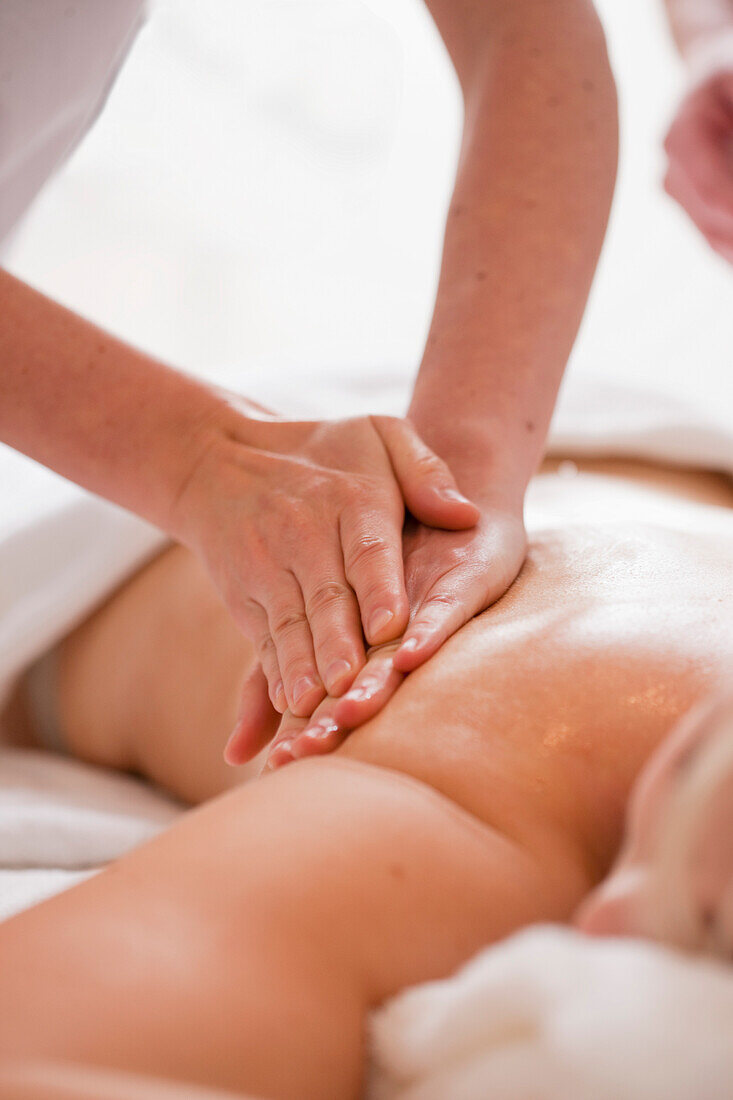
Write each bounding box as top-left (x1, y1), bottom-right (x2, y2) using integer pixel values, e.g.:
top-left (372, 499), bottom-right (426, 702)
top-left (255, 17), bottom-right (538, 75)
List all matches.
top-left (0, 748), bottom-right (180, 871)
top-left (368, 925), bottom-right (733, 1100)
top-left (0, 868), bottom-right (92, 925)
top-left (0, 747), bottom-right (180, 922)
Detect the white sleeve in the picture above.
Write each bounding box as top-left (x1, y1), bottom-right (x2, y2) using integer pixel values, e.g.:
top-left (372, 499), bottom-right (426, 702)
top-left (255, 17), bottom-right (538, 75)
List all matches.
top-left (0, 0), bottom-right (147, 245)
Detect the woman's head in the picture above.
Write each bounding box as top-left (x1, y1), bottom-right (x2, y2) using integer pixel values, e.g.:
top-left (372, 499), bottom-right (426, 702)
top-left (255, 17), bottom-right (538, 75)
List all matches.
top-left (576, 686), bottom-right (733, 959)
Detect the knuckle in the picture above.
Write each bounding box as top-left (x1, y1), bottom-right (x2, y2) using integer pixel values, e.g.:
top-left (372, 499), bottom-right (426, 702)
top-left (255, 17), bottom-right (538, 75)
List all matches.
top-left (270, 607), bottom-right (308, 639)
top-left (241, 597), bottom-right (265, 624)
top-left (425, 592), bottom-right (457, 611)
top-left (413, 451), bottom-right (444, 477)
top-left (693, 176), bottom-right (717, 208)
top-left (372, 413), bottom-right (399, 436)
top-left (346, 533), bottom-right (389, 570)
top-left (255, 633), bottom-right (277, 664)
top-left (308, 579), bottom-right (350, 615)
top-left (282, 658), bottom-right (316, 686)
top-left (362, 580), bottom-right (399, 608)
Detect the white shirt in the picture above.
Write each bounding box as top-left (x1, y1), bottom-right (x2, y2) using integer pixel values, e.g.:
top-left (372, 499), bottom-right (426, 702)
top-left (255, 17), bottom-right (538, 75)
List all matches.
top-left (0, 0), bottom-right (146, 245)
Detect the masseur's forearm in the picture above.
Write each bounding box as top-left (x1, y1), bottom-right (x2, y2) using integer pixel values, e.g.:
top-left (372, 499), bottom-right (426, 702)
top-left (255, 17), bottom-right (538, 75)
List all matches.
top-left (0, 268), bottom-right (241, 532)
top-left (410, 0), bottom-right (618, 506)
top-left (663, 0), bottom-right (733, 61)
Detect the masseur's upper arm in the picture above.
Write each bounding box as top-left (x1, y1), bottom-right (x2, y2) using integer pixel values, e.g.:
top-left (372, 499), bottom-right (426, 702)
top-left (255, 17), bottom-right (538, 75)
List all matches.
top-left (421, 0), bottom-right (610, 92)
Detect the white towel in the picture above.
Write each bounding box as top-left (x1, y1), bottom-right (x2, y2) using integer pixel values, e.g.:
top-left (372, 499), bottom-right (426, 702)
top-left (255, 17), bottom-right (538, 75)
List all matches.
top-left (368, 925), bottom-right (733, 1100)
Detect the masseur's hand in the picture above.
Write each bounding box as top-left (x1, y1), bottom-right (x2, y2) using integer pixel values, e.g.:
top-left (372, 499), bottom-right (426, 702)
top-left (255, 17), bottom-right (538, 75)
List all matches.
top-left (389, 504), bottom-right (527, 673)
top-left (664, 64), bottom-right (733, 263)
top-left (228, 504), bottom-right (526, 769)
top-left (174, 409), bottom-right (479, 718)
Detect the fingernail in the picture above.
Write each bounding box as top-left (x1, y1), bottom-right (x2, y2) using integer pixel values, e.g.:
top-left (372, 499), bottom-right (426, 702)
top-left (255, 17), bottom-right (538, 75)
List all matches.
top-left (273, 680), bottom-right (286, 709)
top-left (291, 720), bottom-right (340, 757)
top-left (399, 637), bottom-right (420, 653)
top-left (439, 488), bottom-right (472, 504)
top-left (368, 607), bottom-right (395, 640)
top-left (343, 681), bottom-right (377, 703)
top-left (305, 719), bottom-right (339, 741)
top-left (292, 675), bottom-right (319, 705)
top-left (267, 739), bottom-right (294, 767)
top-left (325, 659), bottom-right (352, 693)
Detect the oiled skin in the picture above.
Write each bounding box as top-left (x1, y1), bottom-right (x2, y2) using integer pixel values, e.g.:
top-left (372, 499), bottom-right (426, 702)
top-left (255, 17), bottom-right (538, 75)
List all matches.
top-left (0, 460), bottom-right (730, 1099)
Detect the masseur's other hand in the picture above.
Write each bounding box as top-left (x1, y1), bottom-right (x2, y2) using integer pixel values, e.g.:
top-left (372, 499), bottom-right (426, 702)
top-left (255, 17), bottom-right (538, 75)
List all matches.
top-left (252, 504), bottom-right (527, 769)
top-left (664, 67), bottom-right (733, 264)
top-left (173, 408), bottom-right (478, 719)
top-left (259, 640), bottom-right (403, 771)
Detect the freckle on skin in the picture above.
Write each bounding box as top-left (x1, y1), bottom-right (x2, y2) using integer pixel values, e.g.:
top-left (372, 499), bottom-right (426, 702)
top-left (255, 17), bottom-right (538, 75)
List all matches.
top-left (476, 270), bottom-right (487, 282)
top-left (582, 79), bottom-right (595, 93)
top-left (526, 420), bottom-right (535, 433)
top-left (388, 863), bottom-right (406, 882)
top-left (547, 95), bottom-right (560, 108)
top-left (450, 204), bottom-right (465, 218)
top-left (700, 905), bottom-right (717, 931)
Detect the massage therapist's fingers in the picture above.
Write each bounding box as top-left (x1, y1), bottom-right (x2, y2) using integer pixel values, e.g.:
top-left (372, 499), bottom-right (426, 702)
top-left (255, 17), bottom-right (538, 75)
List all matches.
top-left (393, 511), bottom-right (527, 673)
top-left (372, 415), bottom-right (480, 530)
top-left (664, 76), bottom-right (733, 260)
top-left (262, 710), bottom-right (309, 771)
top-left (238, 600), bottom-right (286, 712)
top-left (664, 158), bottom-right (733, 255)
top-left (287, 649), bottom-right (403, 766)
top-left (392, 588), bottom-right (474, 673)
top-left (341, 506), bottom-right (409, 647)
top-left (393, 561), bottom-right (516, 674)
top-left (330, 647), bottom-right (403, 732)
top-left (267, 647), bottom-right (404, 769)
top-left (665, 164), bottom-right (733, 262)
top-left (224, 665), bottom-right (279, 766)
top-left (706, 233), bottom-right (733, 263)
top-left (300, 562), bottom-right (365, 696)
top-left (288, 699), bottom-right (345, 763)
top-left (266, 578), bottom-right (325, 717)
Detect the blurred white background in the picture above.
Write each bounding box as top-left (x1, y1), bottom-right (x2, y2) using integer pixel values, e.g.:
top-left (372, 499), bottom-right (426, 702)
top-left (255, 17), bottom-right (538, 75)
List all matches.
top-left (3, 0), bottom-right (731, 419)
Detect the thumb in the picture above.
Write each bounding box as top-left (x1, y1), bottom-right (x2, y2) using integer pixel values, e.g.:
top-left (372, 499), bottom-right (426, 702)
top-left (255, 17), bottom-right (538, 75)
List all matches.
top-left (372, 416), bottom-right (480, 529)
top-left (224, 665), bottom-right (280, 766)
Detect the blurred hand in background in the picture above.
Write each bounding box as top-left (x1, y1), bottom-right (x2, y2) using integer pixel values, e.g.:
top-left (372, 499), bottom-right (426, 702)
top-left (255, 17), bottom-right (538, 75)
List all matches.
top-left (665, 63), bottom-right (733, 263)
top-left (663, 1), bottom-right (733, 263)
